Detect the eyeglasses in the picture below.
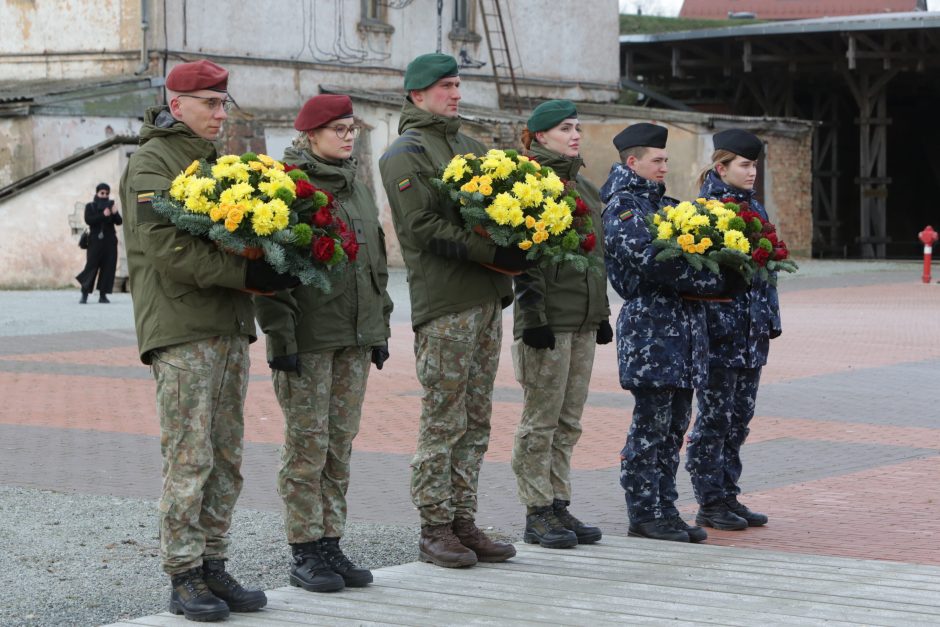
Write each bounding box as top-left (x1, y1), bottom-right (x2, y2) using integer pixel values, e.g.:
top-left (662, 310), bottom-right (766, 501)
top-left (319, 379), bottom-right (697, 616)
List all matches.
top-left (176, 94), bottom-right (234, 112)
top-left (322, 124), bottom-right (361, 139)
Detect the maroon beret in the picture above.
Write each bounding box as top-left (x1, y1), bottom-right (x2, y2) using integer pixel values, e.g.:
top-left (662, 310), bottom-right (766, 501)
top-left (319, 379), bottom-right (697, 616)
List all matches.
top-left (294, 95), bottom-right (354, 131)
top-left (165, 60), bottom-right (229, 93)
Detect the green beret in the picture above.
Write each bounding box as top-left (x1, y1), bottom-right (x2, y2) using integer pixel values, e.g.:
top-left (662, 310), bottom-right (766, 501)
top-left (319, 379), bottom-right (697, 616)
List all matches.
top-left (527, 100), bottom-right (578, 132)
top-left (404, 53), bottom-right (459, 91)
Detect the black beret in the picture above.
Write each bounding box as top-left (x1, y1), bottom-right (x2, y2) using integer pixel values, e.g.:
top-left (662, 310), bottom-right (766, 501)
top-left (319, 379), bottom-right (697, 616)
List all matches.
top-left (527, 100), bottom-right (578, 132)
top-left (404, 53), bottom-right (459, 91)
top-left (613, 123), bottom-right (667, 152)
top-left (96, 182), bottom-right (110, 192)
top-left (713, 129), bottom-right (763, 160)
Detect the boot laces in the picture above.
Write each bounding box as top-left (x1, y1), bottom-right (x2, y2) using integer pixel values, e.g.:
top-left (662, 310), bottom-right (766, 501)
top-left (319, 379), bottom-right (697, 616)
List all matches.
top-left (319, 540), bottom-right (355, 572)
top-left (535, 508), bottom-right (567, 532)
top-left (175, 569), bottom-right (210, 597)
top-left (293, 543), bottom-right (332, 574)
top-left (207, 567), bottom-right (243, 592)
top-left (553, 505), bottom-right (583, 529)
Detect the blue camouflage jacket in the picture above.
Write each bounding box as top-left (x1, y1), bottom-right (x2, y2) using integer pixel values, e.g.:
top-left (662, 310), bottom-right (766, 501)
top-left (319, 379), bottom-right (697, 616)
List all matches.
top-left (601, 163), bottom-right (723, 391)
top-left (699, 170), bottom-right (782, 368)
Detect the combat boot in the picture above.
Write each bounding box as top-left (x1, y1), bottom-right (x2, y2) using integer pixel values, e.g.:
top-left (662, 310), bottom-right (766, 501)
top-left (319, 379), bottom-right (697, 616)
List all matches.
top-left (202, 559), bottom-right (267, 612)
top-left (289, 541), bottom-right (345, 592)
top-left (552, 499), bottom-right (602, 544)
top-left (725, 496), bottom-right (768, 526)
top-left (419, 523), bottom-right (478, 568)
top-left (523, 506), bottom-right (578, 549)
top-left (79, 291), bottom-right (88, 304)
top-left (99, 293), bottom-right (110, 303)
top-left (169, 567), bottom-right (229, 622)
top-left (318, 537), bottom-right (373, 587)
top-left (452, 517), bottom-right (517, 562)
top-left (628, 519), bottom-right (689, 542)
top-left (696, 501), bottom-right (749, 530)
top-left (666, 515), bottom-right (708, 543)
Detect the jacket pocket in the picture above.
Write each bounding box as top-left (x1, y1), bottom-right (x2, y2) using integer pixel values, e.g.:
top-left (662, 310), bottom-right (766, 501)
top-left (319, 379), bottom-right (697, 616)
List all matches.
top-left (158, 272), bottom-right (199, 300)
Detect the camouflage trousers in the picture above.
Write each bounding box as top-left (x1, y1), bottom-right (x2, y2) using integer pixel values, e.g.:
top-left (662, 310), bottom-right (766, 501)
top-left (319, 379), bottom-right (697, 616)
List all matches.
top-left (510, 330), bottom-right (595, 507)
top-left (150, 335), bottom-right (249, 575)
top-left (620, 388), bottom-right (693, 524)
top-left (274, 347), bottom-right (371, 543)
top-left (686, 366), bottom-right (762, 506)
top-left (412, 301), bottom-right (502, 525)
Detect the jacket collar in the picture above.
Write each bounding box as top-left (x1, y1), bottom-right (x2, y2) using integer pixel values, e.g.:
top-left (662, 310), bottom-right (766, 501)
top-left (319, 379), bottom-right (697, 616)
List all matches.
top-left (398, 98), bottom-right (463, 140)
top-left (599, 162), bottom-right (665, 205)
top-left (700, 169), bottom-right (754, 204)
top-left (528, 142), bottom-right (583, 181)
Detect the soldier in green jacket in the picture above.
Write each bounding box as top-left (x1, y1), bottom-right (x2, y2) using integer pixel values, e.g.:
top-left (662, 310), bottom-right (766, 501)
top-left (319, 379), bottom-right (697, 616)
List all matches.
top-left (512, 100), bottom-right (611, 550)
top-left (378, 53), bottom-right (530, 568)
top-left (254, 94), bottom-right (392, 593)
top-left (119, 59), bottom-right (295, 622)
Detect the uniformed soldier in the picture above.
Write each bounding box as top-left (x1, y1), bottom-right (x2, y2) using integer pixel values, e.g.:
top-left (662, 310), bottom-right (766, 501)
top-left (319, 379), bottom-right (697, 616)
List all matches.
top-left (120, 59), bottom-right (297, 622)
top-left (378, 53), bottom-right (528, 568)
top-left (601, 123), bottom-right (722, 543)
top-left (254, 94), bottom-right (393, 592)
top-left (686, 129), bottom-right (781, 531)
top-left (511, 100), bottom-right (610, 549)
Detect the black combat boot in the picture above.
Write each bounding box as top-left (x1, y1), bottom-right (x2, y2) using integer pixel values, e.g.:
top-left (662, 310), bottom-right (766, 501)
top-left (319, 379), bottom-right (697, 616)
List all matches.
top-left (552, 499), bottom-right (602, 544)
top-left (666, 515), bottom-right (708, 543)
top-left (725, 496), bottom-right (769, 526)
top-left (99, 293), bottom-right (110, 303)
top-left (696, 501), bottom-right (749, 530)
top-left (202, 559), bottom-right (267, 612)
top-left (289, 541), bottom-right (345, 592)
top-left (523, 506), bottom-right (578, 549)
top-left (169, 567), bottom-right (229, 622)
top-left (318, 537), bottom-right (373, 587)
top-left (628, 519), bottom-right (689, 542)
top-left (79, 291), bottom-right (89, 304)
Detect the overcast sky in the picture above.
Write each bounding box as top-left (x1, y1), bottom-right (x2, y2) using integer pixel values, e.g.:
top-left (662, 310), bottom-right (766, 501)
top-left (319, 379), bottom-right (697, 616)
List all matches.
top-left (618, 0), bottom-right (940, 16)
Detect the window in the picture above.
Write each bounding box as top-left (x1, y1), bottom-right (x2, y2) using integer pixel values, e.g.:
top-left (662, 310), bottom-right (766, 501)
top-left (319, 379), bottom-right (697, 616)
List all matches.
top-left (360, 0), bottom-right (394, 33)
top-left (450, 0), bottom-right (480, 42)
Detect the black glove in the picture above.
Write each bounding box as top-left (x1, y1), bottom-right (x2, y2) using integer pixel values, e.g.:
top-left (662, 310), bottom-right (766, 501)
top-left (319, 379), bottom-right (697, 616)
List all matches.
top-left (492, 247), bottom-right (536, 272)
top-left (522, 325), bottom-right (555, 350)
top-left (245, 259), bottom-right (301, 292)
top-left (769, 328), bottom-right (782, 339)
top-left (371, 344), bottom-right (390, 370)
top-left (596, 320), bottom-right (614, 345)
top-left (269, 353), bottom-right (301, 375)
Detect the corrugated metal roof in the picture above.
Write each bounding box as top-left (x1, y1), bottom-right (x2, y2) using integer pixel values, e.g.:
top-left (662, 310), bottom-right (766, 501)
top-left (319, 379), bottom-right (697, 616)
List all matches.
top-left (680, 0), bottom-right (924, 20)
top-left (620, 10), bottom-right (940, 43)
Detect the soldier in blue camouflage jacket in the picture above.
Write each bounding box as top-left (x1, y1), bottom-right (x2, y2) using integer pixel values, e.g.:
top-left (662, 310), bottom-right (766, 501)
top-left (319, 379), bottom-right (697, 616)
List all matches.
top-left (686, 129), bottom-right (782, 531)
top-left (602, 124), bottom-right (723, 543)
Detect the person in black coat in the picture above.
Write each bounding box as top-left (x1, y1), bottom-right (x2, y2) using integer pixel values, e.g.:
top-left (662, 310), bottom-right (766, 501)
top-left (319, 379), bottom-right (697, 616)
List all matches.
top-left (76, 182), bottom-right (122, 303)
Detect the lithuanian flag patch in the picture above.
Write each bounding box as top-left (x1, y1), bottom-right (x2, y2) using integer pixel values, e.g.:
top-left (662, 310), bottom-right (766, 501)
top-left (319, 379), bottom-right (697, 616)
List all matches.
top-left (137, 191), bottom-right (155, 203)
top-left (398, 178), bottom-right (411, 192)
top-left (619, 209), bottom-right (634, 221)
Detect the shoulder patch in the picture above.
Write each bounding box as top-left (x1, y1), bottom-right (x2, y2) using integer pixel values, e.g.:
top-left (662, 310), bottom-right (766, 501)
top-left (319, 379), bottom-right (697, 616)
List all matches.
top-left (619, 209), bottom-right (634, 221)
top-left (137, 191), bottom-right (155, 203)
top-left (398, 178), bottom-right (412, 192)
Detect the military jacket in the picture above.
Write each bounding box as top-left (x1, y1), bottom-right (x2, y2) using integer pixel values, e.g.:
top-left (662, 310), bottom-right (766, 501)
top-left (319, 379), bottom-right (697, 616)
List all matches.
top-left (379, 99), bottom-right (512, 330)
top-left (601, 163), bottom-right (722, 390)
top-left (699, 170), bottom-right (782, 368)
top-left (119, 107), bottom-right (254, 364)
top-left (254, 149), bottom-right (393, 358)
top-left (512, 142), bottom-right (609, 338)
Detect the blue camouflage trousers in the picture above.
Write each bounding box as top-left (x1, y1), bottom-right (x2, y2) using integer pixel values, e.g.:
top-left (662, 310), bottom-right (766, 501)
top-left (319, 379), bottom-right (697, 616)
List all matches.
top-left (620, 388), bottom-right (693, 524)
top-left (686, 366), bottom-right (762, 506)
top-left (151, 336), bottom-right (249, 575)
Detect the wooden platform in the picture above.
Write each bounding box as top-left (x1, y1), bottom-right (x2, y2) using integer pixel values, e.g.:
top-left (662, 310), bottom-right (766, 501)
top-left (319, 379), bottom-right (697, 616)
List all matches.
top-left (107, 536), bottom-right (940, 626)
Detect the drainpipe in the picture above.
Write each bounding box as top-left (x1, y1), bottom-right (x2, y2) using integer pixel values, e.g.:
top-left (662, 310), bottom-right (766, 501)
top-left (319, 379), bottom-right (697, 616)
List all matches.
top-left (134, 0), bottom-right (150, 75)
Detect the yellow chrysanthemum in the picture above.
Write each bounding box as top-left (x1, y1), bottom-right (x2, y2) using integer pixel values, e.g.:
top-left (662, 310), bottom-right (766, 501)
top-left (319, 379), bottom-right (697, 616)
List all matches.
top-left (216, 155), bottom-right (241, 166)
top-left (716, 216), bottom-right (731, 231)
top-left (485, 192), bottom-right (521, 226)
top-left (539, 198), bottom-right (573, 236)
top-left (656, 221), bottom-right (674, 240)
top-left (169, 173), bottom-right (190, 200)
top-left (248, 161), bottom-right (266, 172)
top-left (461, 177), bottom-right (480, 193)
top-left (257, 154), bottom-right (276, 167)
top-left (652, 214), bottom-right (662, 225)
top-left (442, 156), bottom-right (471, 183)
top-left (480, 150), bottom-right (516, 180)
top-left (696, 197), bottom-right (707, 204)
top-left (540, 172), bottom-right (565, 197)
top-left (518, 239), bottom-right (533, 250)
top-left (268, 198), bottom-right (290, 231)
top-left (251, 203), bottom-right (277, 236)
top-left (211, 161), bottom-right (250, 182)
top-left (532, 231), bottom-right (549, 244)
top-left (512, 181), bottom-right (544, 208)
top-left (184, 160), bottom-right (200, 176)
top-left (724, 230), bottom-right (751, 253)
top-left (219, 183), bottom-right (255, 205)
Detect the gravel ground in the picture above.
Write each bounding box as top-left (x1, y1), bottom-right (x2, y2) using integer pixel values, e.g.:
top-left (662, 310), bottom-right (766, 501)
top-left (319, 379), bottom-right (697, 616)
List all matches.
top-left (0, 486), bottom-right (421, 626)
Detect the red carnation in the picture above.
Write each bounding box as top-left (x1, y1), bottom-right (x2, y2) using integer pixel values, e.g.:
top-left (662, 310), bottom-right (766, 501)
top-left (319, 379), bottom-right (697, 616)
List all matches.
top-left (295, 179), bottom-right (315, 199)
top-left (752, 247), bottom-right (771, 266)
top-left (574, 197), bottom-right (590, 216)
top-left (721, 196), bottom-right (736, 204)
top-left (312, 207), bottom-right (332, 228)
top-left (738, 210), bottom-right (762, 223)
top-left (773, 243), bottom-right (789, 260)
top-left (738, 201), bottom-right (750, 212)
top-left (581, 232), bottom-right (596, 252)
top-left (312, 236), bottom-right (335, 262)
top-left (342, 237), bottom-right (359, 262)
top-left (284, 164), bottom-right (297, 172)
top-left (764, 231), bottom-right (778, 246)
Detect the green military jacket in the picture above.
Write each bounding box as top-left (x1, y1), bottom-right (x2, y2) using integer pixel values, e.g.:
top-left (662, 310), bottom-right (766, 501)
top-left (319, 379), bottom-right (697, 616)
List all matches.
top-left (254, 149), bottom-right (393, 358)
top-left (119, 107), bottom-right (254, 364)
top-left (379, 99), bottom-right (512, 330)
top-left (512, 142), bottom-right (610, 339)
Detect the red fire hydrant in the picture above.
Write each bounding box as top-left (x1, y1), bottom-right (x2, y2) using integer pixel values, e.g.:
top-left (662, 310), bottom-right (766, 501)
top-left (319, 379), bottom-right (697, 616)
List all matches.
top-left (919, 225), bottom-right (938, 283)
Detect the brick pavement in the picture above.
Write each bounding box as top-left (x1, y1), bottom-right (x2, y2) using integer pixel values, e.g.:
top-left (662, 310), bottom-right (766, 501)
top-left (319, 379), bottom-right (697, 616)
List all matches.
top-left (1, 265), bottom-right (939, 567)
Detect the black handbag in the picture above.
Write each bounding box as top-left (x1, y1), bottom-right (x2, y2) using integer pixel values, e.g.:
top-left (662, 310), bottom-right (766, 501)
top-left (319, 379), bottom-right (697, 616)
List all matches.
top-left (79, 230), bottom-right (89, 249)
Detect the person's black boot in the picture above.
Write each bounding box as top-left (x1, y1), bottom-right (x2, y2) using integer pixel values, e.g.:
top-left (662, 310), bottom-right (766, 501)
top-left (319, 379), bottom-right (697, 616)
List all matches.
top-left (202, 559), bottom-right (267, 612)
top-left (290, 541), bottom-right (345, 592)
top-left (725, 496), bottom-right (769, 527)
top-left (666, 515), bottom-right (708, 543)
top-left (552, 499), bottom-right (602, 544)
top-left (696, 502), bottom-right (749, 530)
top-left (99, 293), bottom-right (110, 303)
top-left (318, 537), bottom-right (373, 587)
top-left (169, 567), bottom-right (230, 622)
top-left (79, 291), bottom-right (88, 304)
top-left (628, 519), bottom-right (689, 542)
top-left (523, 506), bottom-right (578, 549)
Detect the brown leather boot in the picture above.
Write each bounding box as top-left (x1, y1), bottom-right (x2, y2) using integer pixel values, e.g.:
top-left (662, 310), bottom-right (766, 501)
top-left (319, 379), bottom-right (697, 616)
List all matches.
top-left (419, 523), bottom-right (478, 568)
top-left (452, 517), bottom-right (517, 563)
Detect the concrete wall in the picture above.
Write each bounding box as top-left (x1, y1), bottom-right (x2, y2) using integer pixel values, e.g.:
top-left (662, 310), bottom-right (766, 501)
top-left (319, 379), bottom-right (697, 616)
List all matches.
top-left (0, 147), bottom-right (129, 288)
top-left (0, 117), bottom-right (35, 186)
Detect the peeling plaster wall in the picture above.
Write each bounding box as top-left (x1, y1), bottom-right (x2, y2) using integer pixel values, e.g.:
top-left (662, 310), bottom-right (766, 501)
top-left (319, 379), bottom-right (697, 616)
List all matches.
top-left (0, 117), bottom-right (36, 186)
top-left (31, 116), bottom-right (142, 172)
